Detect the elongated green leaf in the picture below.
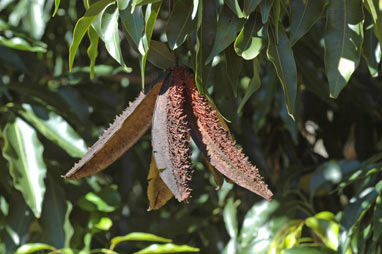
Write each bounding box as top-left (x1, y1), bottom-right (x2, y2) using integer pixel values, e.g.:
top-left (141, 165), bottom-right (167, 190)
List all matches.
top-left (225, 0), bottom-right (244, 18)
top-left (238, 57), bottom-right (261, 113)
top-left (267, 25), bottom-right (297, 118)
top-left (260, 0), bottom-right (275, 24)
top-left (52, 0), bottom-right (60, 16)
top-left (364, 0), bottom-right (382, 46)
top-left (225, 45), bottom-right (243, 97)
top-left (362, 14), bottom-right (381, 77)
top-left (63, 201), bottom-right (74, 248)
top-left (243, 0), bottom-right (261, 18)
top-left (139, 1), bottom-right (162, 90)
top-left (147, 40), bottom-right (175, 69)
top-left (132, 0), bottom-right (161, 7)
top-left (223, 198), bottom-right (238, 239)
top-left (324, 0), bottom-right (364, 98)
top-left (120, 5), bottom-right (144, 48)
top-left (40, 177), bottom-right (68, 248)
top-left (338, 181), bottom-right (382, 254)
top-left (234, 12), bottom-right (266, 60)
top-left (305, 213), bottom-right (339, 250)
top-left (110, 232), bottom-right (171, 250)
top-left (205, 6), bottom-right (245, 64)
top-left (0, 36), bottom-right (46, 52)
top-left (92, 3), bottom-right (125, 66)
top-left (134, 243), bottom-right (199, 254)
top-left (68, 0), bottom-right (114, 71)
top-left (15, 243), bottom-right (55, 254)
top-left (195, 0), bottom-right (216, 93)
top-left (166, 0), bottom-right (196, 50)
top-left (289, 0), bottom-right (327, 45)
top-left (281, 244), bottom-right (337, 254)
top-left (373, 195), bottom-right (382, 241)
top-left (20, 104), bottom-right (87, 158)
top-left (87, 27), bottom-right (99, 79)
top-left (2, 118), bottom-right (46, 218)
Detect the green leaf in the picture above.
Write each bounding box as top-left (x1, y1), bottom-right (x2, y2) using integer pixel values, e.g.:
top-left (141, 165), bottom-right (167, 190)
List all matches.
top-left (238, 57), bottom-right (261, 113)
top-left (110, 232), bottom-right (172, 250)
top-left (0, 36), bottom-right (47, 52)
top-left (281, 244), bottom-right (337, 254)
top-left (14, 243), bottom-right (55, 254)
top-left (94, 217), bottom-right (113, 230)
top-left (166, 0), bottom-right (196, 50)
top-left (362, 13), bottom-right (381, 77)
top-left (225, 45), bottom-right (243, 97)
top-left (78, 185), bottom-right (121, 212)
top-left (289, 0), bottom-right (327, 45)
top-left (260, 0), bottom-right (275, 24)
top-left (324, 0), bottom-right (364, 98)
top-left (2, 118), bottom-right (47, 218)
top-left (52, 0), bottom-right (61, 17)
top-left (373, 195), bottom-right (382, 241)
top-left (40, 177), bottom-right (69, 248)
top-left (205, 6), bottom-right (245, 64)
top-left (305, 212), bottom-right (339, 250)
top-left (19, 104), bottom-right (87, 158)
top-left (120, 5), bottom-right (144, 49)
top-left (234, 12), bottom-right (266, 60)
top-left (243, 0), bottom-right (261, 18)
top-left (147, 40), bottom-right (175, 69)
top-left (139, 1), bottom-right (162, 90)
top-left (309, 160), bottom-right (360, 197)
top-left (364, 0), bottom-right (382, 46)
top-left (195, 0), bottom-right (216, 93)
top-left (63, 201), bottom-right (74, 248)
top-left (338, 181), bottom-right (382, 254)
top-left (92, 3), bottom-right (125, 67)
top-left (87, 27), bottom-right (99, 79)
top-left (68, 0), bottom-right (114, 71)
top-left (132, 0), bottom-right (161, 7)
top-left (238, 200), bottom-right (288, 251)
top-left (134, 243), bottom-right (200, 254)
top-left (225, 0), bottom-right (244, 18)
top-left (223, 198), bottom-right (238, 239)
top-left (267, 24), bottom-right (297, 118)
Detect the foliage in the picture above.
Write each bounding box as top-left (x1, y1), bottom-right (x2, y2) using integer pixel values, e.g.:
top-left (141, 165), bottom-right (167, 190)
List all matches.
top-left (0, 0), bottom-right (381, 254)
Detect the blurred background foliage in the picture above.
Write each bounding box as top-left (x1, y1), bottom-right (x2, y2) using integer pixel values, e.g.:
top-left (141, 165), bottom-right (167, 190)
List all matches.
top-left (0, 0), bottom-right (382, 253)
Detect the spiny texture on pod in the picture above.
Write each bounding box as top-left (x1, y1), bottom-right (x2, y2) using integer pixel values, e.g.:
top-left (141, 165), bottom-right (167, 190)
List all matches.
top-left (64, 66), bottom-right (272, 209)
top-left (184, 72), bottom-right (273, 201)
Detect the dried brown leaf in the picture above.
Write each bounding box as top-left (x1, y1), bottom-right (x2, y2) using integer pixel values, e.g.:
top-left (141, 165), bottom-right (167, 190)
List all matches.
top-left (147, 155), bottom-right (173, 210)
top-left (64, 74), bottom-right (168, 180)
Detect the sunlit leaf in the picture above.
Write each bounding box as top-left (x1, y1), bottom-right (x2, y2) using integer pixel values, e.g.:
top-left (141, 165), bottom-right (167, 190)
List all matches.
top-left (225, 0), bottom-right (244, 18)
top-left (281, 244), bottom-right (337, 254)
top-left (69, 0), bottom-right (114, 71)
top-left (134, 243), bottom-right (199, 254)
top-left (373, 195), bottom-right (382, 241)
top-left (87, 27), bottom-right (99, 79)
top-left (14, 243), bottom-right (55, 254)
top-left (223, 198), bottom-right (238, 239)
top-left (0, 36), bottom-right (46, 52)
top-left (324, 0), bottom-right (364, 98)
top-left (20, 104), bottom-right (87, 158)
top-left (305, 212), bottom-right (339, 250)
top-left (110, 232), bottom-right (172, 250)
top-left (2, 118), bottom-right (46, 218)
top-left (234, 13), bottom-right (266, 60)
top-left (362, 14), bottom-right (381, 77)
top-left (52, 0), bottom-right (61, 16)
